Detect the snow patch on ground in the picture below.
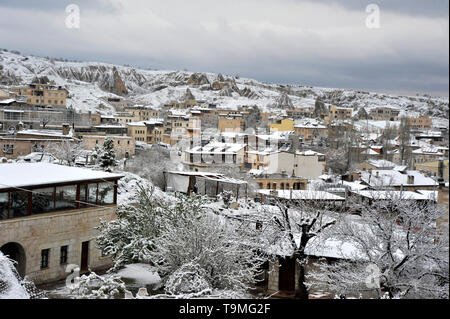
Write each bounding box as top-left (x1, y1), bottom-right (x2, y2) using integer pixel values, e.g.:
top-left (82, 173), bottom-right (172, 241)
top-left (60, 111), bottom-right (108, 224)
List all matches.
top-left (116, 263), bottom-right (160, 286)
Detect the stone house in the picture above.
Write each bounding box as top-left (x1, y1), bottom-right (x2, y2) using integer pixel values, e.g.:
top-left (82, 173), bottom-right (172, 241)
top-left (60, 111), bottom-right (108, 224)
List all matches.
top-left (0, 163), bottom-right (123, 285)
top-left (81, 135), bottom-right (135, 158)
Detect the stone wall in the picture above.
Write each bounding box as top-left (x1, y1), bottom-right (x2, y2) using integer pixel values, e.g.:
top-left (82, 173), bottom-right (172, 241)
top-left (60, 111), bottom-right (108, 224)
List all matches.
top-left (0, 206), bottom-right (116, 285)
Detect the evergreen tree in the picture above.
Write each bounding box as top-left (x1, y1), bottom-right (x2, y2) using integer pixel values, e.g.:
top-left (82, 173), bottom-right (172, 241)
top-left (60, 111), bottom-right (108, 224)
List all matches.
top-left (98, 138), bottom-right (117, 170)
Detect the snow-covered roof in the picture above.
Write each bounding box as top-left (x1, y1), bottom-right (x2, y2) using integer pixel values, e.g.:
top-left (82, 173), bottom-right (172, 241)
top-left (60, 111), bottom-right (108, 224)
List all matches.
top-left (165, 171), bottom-right (247, 185)
top-left (366, 159), bottom-right (396, 168)
top-left (94, 125), bottom-right (127, 129)
top-left (187, 142), bottom-right (247, 155)
top-left (351, 190), bottom-right (437, 201)
top-left (0, 163), bottom-right (123, 190)
top-left (16, 152), bottom-right (59, 164)
top-left (304, 236), bottom-right (364, 260)
top-left (294, 118), bottom-right (327, 129)
top-left (360, 148), bottom-right (379, 155)
top-left (17, 129), bottom-right (75, 139)
top-left (296, 150), bottom-right (324, 156)
top-left (258, 189), bottom-right (345, 201)
top-left (360, 170), bottom-right (438, 187)
top-left (0, 98), bottom-right (15, 104)
top-left (412, 147), bottom-right (443, 156)
top-left (341, 180), bottom-right (369, 191)
top-left (248, 168), bottom-right (265, 176)
top-left (247, 147), bottom-right (279, 156)
top-left (416, 131), bottom-right (442, 137)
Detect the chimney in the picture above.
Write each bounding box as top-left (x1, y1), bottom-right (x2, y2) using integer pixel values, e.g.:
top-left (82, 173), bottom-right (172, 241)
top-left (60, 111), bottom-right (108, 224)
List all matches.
top-left (376, 171), bottom-right (379, 178)
top-left (62, 123), bottom-right (70, 135)
top-left (407, 175), bottom-right (415, 185)
top-left (438, 160), bottom-right (444, 179)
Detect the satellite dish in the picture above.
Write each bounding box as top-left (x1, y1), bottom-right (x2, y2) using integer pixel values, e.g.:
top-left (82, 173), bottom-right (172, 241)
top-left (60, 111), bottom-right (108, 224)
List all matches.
top-left (8, 126), bottom-right (16, 134)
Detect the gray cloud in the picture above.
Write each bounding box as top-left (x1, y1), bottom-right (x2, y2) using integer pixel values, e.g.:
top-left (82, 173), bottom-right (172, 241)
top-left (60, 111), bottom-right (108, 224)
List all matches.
top-left (0, 0), bottom-right (448, 96)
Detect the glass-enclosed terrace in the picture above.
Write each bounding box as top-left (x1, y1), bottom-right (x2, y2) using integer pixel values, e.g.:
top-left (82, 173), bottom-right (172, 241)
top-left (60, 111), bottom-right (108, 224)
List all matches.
top-left (0, 163), bottom-right (123, 221)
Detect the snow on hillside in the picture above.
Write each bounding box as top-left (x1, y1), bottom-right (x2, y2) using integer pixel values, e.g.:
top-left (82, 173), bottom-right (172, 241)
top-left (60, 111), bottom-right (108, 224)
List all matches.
top-left (0, 49), bottom-right (448, 120)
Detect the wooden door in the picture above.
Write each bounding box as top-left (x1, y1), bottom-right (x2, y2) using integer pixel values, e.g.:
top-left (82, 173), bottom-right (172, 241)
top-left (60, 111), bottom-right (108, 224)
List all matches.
top-left (80, 241), bottom-right (89, 273)
top-left (278, 257), bottom-right (295, 292)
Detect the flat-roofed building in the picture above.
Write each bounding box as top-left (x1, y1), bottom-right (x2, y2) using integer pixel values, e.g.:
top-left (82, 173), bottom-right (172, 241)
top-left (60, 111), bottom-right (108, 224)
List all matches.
top-left (407, 115), bottom-right (432, 131)
top-left (416, 160), bottom-right (449, 182)
top-left (126, 119), bottom-right (164, 144)
top-left (294, 119), bottom-right (328, 142)
top-left (327, 105), bottom-right (353, 122)
top-left (0, 125), bottom-right (78, 159)
top-left (269, 118), bottom-right (294, 133)
top-left (0, 163), bottom-right (123, 284)
top-left (369, 106), bottom-right (400, 121)
top-left (218, 114), bottom-right (245, 133)
top-left (82, 135), bottom-right (135, 158)
top-left (15, 83), bottom-right (68, 108)
top-left (183, 142), bottom-right (250, 171)
top-left (250, 172), bottom-right (308, 191)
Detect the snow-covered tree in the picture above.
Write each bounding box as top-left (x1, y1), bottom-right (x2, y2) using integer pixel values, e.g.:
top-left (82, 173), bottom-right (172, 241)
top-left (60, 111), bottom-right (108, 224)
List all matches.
top-left (149, 194), bottom-right (264, 296)
top-left (0, 252), bottom-right (45, 299)
top-left (307, 191), bottom-right (449, 299)
top-left (98, 137), bottom-right (118, 169)
top-left (96, 186), bottom-right (163, 271)
top-left (97, 185), bottom-right (265, 296)
top-left (125, 144), bottom-right (177, 188)
top-left (244, 106), bottom-right (262, 130)
top-left (262, 197), bottom-right (338, 299)
top-left (69, 271), bottom-right (126, 299)
top-left (48, 139), bottom-right (84, 166)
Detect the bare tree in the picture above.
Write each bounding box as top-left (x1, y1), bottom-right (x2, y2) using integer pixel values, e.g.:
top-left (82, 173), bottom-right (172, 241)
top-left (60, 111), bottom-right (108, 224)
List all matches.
top-left (307, 191), bottom-right (449, 299)
top-left (398, 116), bottom-right (412, 166)
top-left (125, 144), bottom-right (178, 188)
top-left (380, 121), bottom-right (397, 161)
top-left (48, 140), bottom-right (85, 166)
top-left (250, 194), bottom-right (340, 299)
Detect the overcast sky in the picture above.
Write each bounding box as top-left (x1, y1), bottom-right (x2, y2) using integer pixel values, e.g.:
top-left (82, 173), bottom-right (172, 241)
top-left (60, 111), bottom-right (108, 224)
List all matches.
top-left (0, 0), bottom-right (448, 96)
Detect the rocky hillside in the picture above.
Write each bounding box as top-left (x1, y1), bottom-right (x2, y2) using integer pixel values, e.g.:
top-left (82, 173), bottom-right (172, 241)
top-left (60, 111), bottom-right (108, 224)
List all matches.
top-left (0, 49), bottom-right (448, 122)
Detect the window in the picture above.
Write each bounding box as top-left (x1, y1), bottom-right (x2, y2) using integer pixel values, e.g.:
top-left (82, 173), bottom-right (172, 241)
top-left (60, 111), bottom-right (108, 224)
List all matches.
top-left (41, 249), bottom-right (50, 269)
top-left (55, 185), bottom-right (77, 210)
top-left (60, 246), bottom-right (68, 265)
top-left (32, 187), bottom-right (54, 214)
top-left (0, 192), bottom-right (8, 220)
top-left (2, 144), bottom-right (14, 155)
top-left (97, 182), bottom-right (114, 205)
top-left (79, 184), bottom-right (97, 207)
top-left (10, 191), bottom-right (28, 218)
